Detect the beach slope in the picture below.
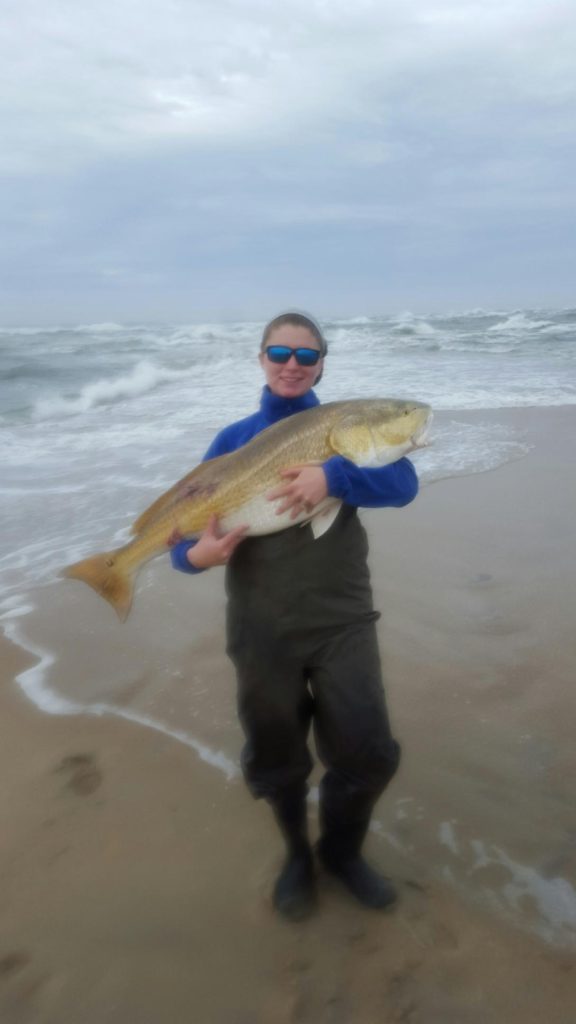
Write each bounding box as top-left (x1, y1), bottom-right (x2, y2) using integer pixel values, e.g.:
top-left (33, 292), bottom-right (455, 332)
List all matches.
top-left (1, 407), bottom-right (575, 1023)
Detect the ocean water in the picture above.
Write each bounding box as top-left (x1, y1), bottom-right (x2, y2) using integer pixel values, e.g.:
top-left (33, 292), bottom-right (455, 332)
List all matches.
top-left (2, 307), bottom-right (575, 602)
top-left (1, 307), bottom-right (576, 947)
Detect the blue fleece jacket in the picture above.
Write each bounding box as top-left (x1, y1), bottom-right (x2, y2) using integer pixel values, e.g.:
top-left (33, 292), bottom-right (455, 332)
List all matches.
top-left (171, 387), bottom-right (418, 573)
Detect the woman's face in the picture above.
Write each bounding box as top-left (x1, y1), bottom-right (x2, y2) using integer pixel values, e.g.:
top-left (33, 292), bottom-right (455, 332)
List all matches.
top-left (259, 323), bottom-right (324, 399)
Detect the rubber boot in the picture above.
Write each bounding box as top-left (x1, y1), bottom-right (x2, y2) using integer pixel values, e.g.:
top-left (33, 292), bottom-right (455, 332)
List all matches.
top-left (318, 804), bottom-right (397, 910)
top-left (269, 787), bottom-right (316, 920)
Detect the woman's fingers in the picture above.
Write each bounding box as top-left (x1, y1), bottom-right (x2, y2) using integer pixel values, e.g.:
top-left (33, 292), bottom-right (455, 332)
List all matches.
top-left (268, 466), bottom-right (328, 518)
top-left (274, 489), bottom-right (315, 517)
top-left (190, 519), bottom-right (248, 568)
top-left (268, 465), bottom-right (320, 500)
top-left (267, 482), bottom-right (292, 501)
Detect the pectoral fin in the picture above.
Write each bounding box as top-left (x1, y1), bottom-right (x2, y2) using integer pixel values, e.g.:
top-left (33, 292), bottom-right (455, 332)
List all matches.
top-left (310, 501), bottom-right (341, 539)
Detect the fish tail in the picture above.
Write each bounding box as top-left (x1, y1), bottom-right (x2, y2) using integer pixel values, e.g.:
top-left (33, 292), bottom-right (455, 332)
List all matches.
top-left (62, 550), bottom-right (135, 622)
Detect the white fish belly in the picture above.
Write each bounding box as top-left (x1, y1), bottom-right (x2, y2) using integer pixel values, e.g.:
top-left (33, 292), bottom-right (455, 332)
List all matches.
top-left (221, 493), bottom-right (336, 536)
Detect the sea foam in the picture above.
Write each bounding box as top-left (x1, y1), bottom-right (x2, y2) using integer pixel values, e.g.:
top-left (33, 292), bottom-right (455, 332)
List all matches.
top-left (32, 360), bottom-right (180, 419)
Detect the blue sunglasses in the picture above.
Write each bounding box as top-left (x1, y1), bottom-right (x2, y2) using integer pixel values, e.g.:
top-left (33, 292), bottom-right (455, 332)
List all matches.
top-left (265, 345), bottom-right (321, 367)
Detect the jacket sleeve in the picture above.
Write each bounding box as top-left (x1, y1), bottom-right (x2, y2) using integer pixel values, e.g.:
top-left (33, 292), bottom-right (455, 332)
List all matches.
top-left (170, 539), bottom-right (202, 574)
top-left (322, 455), bottom-right (419, 508)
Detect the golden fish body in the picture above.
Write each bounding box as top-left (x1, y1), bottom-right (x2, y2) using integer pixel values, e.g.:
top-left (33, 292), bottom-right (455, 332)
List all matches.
top-left (63, 398), bottom-right (432, 621)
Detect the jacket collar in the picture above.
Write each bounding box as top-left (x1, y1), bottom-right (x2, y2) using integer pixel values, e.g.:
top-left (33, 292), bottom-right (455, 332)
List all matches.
top-left (259, 386), bottom-right (320, 424)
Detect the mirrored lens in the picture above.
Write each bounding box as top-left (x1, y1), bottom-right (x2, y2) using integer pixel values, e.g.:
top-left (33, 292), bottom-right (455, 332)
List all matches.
top-left (265, 346), bottom-right (320, 366)
top-left (294, 348), bottom-right (321, 366)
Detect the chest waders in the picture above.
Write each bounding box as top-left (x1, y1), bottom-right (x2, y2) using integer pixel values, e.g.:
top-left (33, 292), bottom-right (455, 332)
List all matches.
top-left (225, 506), bottom-right (401, 916)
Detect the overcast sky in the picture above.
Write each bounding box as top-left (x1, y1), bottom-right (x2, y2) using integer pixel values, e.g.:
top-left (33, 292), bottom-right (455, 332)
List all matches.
top-left (1, 0), bottom-right (574, 323)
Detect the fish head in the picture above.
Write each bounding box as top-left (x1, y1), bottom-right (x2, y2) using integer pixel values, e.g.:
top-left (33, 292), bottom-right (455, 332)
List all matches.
top-left (370, 399), bottom-right (433, 452)
top-left (330, 399), bottom-right (433, 467)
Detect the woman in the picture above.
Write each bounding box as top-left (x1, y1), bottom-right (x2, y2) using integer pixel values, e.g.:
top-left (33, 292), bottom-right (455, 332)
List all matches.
top-left (171, 312), bottom-right (419, 919)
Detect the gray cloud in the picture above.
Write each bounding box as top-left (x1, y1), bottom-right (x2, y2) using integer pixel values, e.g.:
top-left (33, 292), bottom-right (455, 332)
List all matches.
top-left (1, 0), bottom-right (574, 321)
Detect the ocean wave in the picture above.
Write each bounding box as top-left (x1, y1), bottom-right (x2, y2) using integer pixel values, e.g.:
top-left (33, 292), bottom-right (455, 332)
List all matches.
top-left (0, 484), bottom-right (86, 496)
top-left (76, 322), bottom-right (130, 333)
top-left (32, 360), bottom-right (180, 420)
top-left (0, 323), bottom-right (163, 340)
top-left (487, 312), bottom-right (554, 333)
top-left (0, 362), bottom-right (65, 382)
top-left (328, 315), bottom-right (373, 327)
top-left (0, 325), bottom-right (71, 336)
top-left (389, 316), bottom-right (438, 337)
top-left (416, 419), bottom-right (533, 485)
top-left (538, 323), bottom-right (576, 337)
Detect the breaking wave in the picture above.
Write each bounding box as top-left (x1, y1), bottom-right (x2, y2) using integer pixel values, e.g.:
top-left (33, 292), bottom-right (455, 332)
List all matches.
top-left (32, 360), bottom-right (180, 419)
top-left (487, 312), bottom-right (555, 333)
top-left (389, 315), bottom-right (439, 337)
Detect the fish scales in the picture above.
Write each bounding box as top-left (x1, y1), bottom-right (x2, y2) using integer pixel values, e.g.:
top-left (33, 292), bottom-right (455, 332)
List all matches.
top-left (62, 398), bottom-right (432, 620)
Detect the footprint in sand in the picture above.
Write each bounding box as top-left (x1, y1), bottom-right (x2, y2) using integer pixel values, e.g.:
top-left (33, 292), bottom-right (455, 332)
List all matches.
top-left (407, 913), bottom-right (459, 952)
top-left (55, 753), bottom-right (102, 795)
top-left (0, 951), bottom-right (31, 980)
top-left (386, 966), bottom-right (419, 1024)
top-left (401, 884), bottom-right (459, 952)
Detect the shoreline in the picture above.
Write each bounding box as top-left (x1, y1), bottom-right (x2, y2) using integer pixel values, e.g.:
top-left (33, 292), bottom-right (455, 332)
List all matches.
top-left (0, 404), bottom-right (551, 719)
top-left (1, 404), bottom-right (576, 1021)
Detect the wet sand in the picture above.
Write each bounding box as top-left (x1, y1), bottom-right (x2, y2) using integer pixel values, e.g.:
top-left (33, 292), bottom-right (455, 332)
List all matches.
top-left (1, 406), bottom-right (575, 1023)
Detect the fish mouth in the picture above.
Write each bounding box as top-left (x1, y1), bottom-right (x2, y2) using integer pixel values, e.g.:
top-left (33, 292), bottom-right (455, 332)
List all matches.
top-left (411, 410), bottom-right (433, 448)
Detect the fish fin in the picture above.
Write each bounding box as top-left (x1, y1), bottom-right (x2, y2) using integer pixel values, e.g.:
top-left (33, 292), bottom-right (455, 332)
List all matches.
top-left (310, 502), bottom-right (341, 540)
top-left (62, 551), bottom-right (134, 622)
top-left (329, 417), bottom-right (373, 462)
top-left (131, 456), bottom-right (225, 536)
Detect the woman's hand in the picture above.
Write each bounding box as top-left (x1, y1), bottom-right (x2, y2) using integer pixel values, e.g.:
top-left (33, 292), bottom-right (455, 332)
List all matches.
top-left (187, 515), bottom-right (248, 569)
top-left (267, 465), bottom-right (328, 519)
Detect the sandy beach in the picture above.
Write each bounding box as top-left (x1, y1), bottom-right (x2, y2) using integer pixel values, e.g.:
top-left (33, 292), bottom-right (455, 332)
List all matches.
top-left (1, 406), bottom-right (575, 1023)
